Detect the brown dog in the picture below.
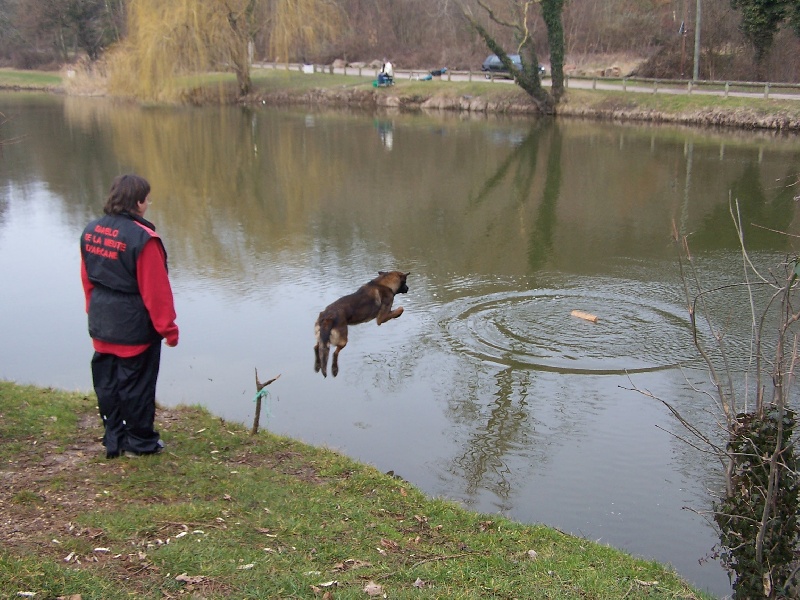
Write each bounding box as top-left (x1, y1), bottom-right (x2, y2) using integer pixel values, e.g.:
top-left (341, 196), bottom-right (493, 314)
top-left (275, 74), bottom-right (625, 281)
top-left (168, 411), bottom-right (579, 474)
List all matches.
top-left (314, 271), bottom-right (410, 377)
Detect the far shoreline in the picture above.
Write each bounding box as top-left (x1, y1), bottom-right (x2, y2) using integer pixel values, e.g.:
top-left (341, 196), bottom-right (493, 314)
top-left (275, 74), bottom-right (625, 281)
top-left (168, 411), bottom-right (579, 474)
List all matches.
top-left (239, 80), bottom-right (800, 132)
top-left (2, 65), bottom-right (800, 132)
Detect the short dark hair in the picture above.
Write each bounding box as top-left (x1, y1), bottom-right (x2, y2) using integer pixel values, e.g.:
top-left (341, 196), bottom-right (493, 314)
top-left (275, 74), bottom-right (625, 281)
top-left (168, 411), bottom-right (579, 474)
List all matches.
top-left (103, 174), bottom-right (151, 215)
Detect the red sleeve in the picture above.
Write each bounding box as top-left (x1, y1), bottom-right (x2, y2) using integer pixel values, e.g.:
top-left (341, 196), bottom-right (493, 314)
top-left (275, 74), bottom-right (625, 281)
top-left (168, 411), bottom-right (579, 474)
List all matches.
top-left (80, 259), bottom-right (94, 313)
top-left (137, 238), bottom-right (179, 346)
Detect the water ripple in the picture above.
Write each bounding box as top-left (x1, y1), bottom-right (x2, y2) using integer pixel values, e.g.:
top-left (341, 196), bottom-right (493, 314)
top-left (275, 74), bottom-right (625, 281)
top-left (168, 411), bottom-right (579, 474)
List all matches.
top-left (439, 286), bottom-right (696, 375)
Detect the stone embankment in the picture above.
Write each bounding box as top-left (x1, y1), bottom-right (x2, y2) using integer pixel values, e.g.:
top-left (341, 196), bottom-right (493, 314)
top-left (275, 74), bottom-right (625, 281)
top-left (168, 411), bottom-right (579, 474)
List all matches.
top-left (245, 87), bottom-right (800, 132)
top-left (557, 105), bottom-right (800, 131)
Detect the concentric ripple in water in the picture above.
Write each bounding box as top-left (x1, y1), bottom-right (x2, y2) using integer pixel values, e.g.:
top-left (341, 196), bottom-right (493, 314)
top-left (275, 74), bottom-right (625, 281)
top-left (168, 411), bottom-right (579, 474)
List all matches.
top-left (440, 287), bottom-right (696, 375)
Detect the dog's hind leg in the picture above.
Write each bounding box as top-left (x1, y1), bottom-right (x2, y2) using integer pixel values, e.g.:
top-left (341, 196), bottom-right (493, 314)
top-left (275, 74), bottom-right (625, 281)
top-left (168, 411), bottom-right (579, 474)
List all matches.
top-left (331, 342), bottom-right (346, 377)
top-left (329, 327), bottom-right (347, 377)
top-left (316, 342), bottom-right (330, 377)
top-left (315, 320), bottom-right (332, 377)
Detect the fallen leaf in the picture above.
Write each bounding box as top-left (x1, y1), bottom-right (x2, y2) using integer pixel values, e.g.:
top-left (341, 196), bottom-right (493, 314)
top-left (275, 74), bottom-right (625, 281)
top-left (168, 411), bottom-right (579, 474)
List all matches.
top-left (258, 529), bottom-right (277, 537)
top-left (527, 550), bottom-right (538, 560)
top-left (316, 580), bottom-right (338, 588)
top-left (237, 563), bottom-right (255, 570)
top-left (634, 580), bottom-right (658, 586)
top-left (175, 573), bottom-right (206, 584)
top-left (332, 558), bottom-right (372, 572)
top-left (363, 581), bottom-right (383, 596)
top-left (379, 538), bottom-right (399, 551)
top-left (413, 577), bottom-right (426, 588)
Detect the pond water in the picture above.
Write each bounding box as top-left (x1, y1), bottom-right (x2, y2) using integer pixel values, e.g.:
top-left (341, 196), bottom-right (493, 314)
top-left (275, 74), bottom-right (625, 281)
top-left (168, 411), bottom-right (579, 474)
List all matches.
top-left (2, 92), bottom-right (800, 598)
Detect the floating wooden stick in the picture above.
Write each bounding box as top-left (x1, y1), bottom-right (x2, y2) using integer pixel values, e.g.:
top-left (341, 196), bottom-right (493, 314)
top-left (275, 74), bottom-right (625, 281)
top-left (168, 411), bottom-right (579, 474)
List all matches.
top-left (571, 309), bottom-right (598, 323)
top-left (252, 368), bottom-right (281, 435)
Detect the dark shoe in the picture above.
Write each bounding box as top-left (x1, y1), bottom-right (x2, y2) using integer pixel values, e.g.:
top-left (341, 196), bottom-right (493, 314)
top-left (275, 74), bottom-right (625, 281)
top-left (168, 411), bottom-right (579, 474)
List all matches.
top-left (123, 448), bottom-right (159, 458)
top-left (123, 440), bottom-right (165, 457)
top-left (106, 451), bottom-right (121, 459)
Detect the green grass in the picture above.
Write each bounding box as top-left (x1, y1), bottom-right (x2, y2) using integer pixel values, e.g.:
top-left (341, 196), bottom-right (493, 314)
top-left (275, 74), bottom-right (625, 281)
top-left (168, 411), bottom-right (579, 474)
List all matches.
top-left (0, 68), bottom-right (62, 89)
top-left (0, 380), bottom-right (713, 599)
top-left (560, 86), bottom-right (800, 113)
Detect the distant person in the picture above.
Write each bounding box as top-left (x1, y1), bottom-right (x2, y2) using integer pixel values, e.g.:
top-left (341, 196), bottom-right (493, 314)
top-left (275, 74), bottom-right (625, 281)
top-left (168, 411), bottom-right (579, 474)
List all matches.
top-left (80, 174), bottom-right (179, 459)
top-left (378, 59), bottom-right (394, 85)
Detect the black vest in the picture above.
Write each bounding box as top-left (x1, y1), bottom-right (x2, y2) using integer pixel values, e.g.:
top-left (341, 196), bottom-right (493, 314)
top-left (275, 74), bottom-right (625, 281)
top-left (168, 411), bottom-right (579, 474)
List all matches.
top-left (81, 212), bottom-right (166, 345)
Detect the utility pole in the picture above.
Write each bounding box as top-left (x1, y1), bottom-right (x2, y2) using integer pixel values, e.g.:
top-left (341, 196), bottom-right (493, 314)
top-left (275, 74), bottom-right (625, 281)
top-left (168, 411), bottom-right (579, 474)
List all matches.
top-left (680, 0), bottom-right (688, 78)
top-left (693, 0), bottom-right (701, 81)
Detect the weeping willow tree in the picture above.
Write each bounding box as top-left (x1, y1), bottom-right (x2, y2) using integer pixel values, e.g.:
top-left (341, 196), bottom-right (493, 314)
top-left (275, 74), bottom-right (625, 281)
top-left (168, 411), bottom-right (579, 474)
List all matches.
top-left (108, 0), bottom-right (342, 101)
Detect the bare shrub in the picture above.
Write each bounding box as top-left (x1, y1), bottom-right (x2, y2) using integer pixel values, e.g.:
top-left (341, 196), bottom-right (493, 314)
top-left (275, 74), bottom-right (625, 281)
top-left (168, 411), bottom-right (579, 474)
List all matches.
top-left (630, 201), bottom-right (800, 598)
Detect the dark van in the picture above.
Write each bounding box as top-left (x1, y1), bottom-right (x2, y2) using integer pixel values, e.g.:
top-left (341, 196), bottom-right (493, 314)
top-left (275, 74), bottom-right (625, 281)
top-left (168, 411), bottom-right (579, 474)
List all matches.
top-left (481, 54), bottom-right (546, 78)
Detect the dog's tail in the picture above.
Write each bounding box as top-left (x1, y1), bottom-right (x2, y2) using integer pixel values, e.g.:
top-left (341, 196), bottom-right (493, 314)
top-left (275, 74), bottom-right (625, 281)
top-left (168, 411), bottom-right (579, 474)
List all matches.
top-left (315, 317), bottom-right (333, 377)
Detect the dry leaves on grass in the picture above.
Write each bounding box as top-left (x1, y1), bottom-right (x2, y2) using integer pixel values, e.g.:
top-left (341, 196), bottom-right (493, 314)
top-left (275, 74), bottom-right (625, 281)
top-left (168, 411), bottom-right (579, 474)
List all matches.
top-left (331, 558), bottom-right (372, 571)
top-left (175, 573), bottom-right (207, 584)
top-left (310, 579), bottom-right (339, 595)
top-left (363, 581), bottom-right (384, 596)
top-left (378, 538), bottom-right (399, 552)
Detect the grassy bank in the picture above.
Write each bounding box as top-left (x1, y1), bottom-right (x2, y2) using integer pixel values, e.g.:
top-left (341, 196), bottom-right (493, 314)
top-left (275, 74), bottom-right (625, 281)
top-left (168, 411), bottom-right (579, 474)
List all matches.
top-left (0, 68), bottom-right (62, 90)
top-left (242, 69), bottom-right (800, 131)
top-left (3, 66), bottom-right (798, 131)
top-left (0, 381), bottom-right (711, 599)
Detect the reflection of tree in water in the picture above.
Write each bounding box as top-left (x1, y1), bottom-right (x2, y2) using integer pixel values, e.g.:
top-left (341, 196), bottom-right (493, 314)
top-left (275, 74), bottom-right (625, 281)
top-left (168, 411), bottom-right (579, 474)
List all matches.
top-left (527, 127), bottom-right (562, 270)
top-left (450, 125), bottom-right (563, 508)
top-left (690, 163), bottom-right (799, 250)
top-left (83, 104), bottom-right (349, 276)
top-left (469, 121), bottom-right (563, 271)
top-left (450, 368), bottom-right (537, 511)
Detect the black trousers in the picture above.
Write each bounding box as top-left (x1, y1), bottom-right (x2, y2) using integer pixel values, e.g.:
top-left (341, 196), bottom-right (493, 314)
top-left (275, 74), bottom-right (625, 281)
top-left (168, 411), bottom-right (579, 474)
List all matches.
top-left (91, 342), bottom-right (162, 457)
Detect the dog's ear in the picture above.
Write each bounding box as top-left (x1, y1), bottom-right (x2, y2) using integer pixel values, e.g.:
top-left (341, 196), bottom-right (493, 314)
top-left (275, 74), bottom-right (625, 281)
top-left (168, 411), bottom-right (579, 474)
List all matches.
top-left (404, 272), bottom-right (411, 277)
top-left (378, 271), bottom-right (386, 276)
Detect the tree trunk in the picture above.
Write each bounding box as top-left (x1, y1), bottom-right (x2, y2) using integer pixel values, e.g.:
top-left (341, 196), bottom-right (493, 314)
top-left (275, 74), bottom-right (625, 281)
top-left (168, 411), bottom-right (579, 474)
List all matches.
top-left (542, 0), bottom-right (565, 101)
top-left (471, 21), bottom-right (555, 115)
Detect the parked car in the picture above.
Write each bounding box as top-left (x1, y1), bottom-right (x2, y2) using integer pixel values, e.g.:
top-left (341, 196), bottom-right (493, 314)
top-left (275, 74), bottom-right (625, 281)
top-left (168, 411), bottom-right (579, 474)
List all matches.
top-left (481, 54), bottom-right (546, 78)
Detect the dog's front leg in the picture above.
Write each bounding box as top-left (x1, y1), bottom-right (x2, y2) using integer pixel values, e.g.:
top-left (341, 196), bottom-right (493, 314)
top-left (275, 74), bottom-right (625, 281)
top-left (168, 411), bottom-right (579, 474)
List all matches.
top-left (377, 305), bottom-right (404, 325)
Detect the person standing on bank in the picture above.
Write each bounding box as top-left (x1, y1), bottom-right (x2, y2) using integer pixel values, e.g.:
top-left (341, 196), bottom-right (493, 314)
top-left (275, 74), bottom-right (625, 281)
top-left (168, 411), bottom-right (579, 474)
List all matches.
top-left (80, 174), bottom-right (179, 458)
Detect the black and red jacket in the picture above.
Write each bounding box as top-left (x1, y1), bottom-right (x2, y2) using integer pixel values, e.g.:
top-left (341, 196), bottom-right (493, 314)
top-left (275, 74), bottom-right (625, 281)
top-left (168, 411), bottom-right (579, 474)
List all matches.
top-left (81, 212), bottom-right (178, 355)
